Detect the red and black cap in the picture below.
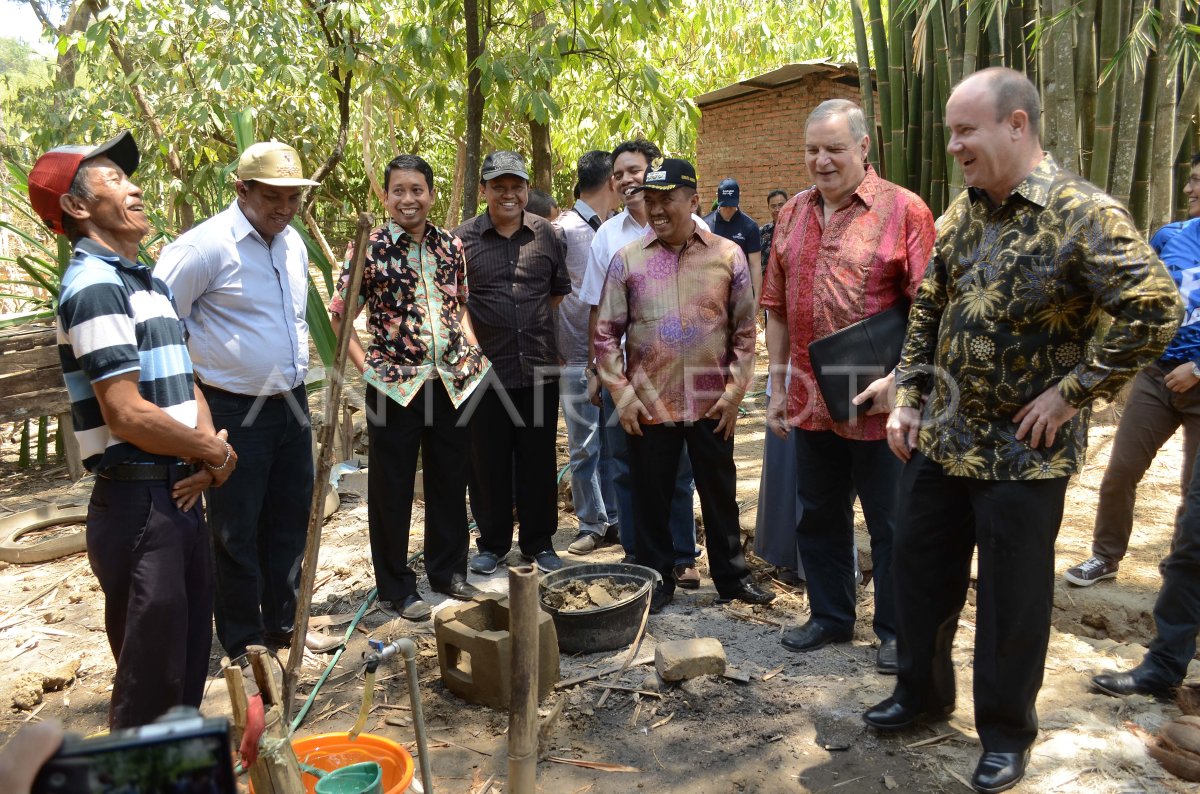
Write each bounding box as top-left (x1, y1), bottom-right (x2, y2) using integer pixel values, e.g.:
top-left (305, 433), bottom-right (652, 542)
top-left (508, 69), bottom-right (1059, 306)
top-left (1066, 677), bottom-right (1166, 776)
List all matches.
top-left (27, 131), bottom-right (140, 235)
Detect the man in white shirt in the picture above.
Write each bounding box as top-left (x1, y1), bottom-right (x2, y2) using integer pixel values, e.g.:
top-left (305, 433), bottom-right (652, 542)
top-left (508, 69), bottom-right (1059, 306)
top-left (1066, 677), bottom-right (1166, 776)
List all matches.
top-left (578, 139), bottom-right (706, 587)
top-left (157, 141), bottom-right (338, 659)
top-left (555, 150), bottom-right (621, 555)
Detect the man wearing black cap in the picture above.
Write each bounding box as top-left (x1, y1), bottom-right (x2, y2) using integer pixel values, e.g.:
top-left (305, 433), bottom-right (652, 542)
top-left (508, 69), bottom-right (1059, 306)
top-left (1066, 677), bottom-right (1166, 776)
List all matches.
top-left (594, 157), bottom-right (774, 612)
top-left (28, 131), bottom-right (237, 727)
top-left (703, 177), bottom-right (762, 298)
top-left (455, 151), bottom-right (571, 574)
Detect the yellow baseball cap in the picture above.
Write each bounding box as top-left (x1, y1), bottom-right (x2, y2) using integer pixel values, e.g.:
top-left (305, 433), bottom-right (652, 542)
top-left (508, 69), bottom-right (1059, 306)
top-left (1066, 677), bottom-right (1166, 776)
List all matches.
top-left (236, 141), bottom-right (319, 187)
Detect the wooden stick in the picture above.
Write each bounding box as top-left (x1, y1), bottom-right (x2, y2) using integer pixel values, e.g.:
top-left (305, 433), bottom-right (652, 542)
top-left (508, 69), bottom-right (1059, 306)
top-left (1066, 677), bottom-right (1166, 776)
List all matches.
top-left (284, 212), bottom-right (373, 721)
top-left (595, 598), bottom-right (651, 709)
top-left (554, 653), bottom-right (656, 689)
top-left (508, 565), bottom-right (540, 793)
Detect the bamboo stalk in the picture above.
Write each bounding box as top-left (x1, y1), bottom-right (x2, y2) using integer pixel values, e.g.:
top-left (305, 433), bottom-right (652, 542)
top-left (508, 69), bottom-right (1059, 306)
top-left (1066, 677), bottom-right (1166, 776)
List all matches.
top-left (987, 2), bottom-right (1003, 67)
top-left (920, 38), bottom-right (935, 202)
top-left (1110, 0), bottom-right (1146, 208)
top-left (962, 0), bottom-right (982, 78)
top-left (867, 0), bottom-right (892, 174)
top-left (1130, 0), bottom-right (1164, 232)
top-left (851, 0), bottom-right (880, 169)
top-left (1147, 2), bottom-right (1185, 226)
top-left (887, 0), bottom-right (907, 183)
top-left (507, 565), bottom-right (539, 794)
top-left (1076, 0), bottom-right (1099, 177)
top-left (283, 212), bottom-right (374, 721)
top-left (1091, 0), bottom-right (1123, 190)
top-left (905, 13), bottom-right (923, 190)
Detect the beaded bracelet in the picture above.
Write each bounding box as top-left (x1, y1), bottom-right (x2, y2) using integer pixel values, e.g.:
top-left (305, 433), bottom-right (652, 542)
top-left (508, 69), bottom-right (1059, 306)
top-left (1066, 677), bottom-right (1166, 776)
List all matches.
top-left (206, 441), bottom-right (233, 472)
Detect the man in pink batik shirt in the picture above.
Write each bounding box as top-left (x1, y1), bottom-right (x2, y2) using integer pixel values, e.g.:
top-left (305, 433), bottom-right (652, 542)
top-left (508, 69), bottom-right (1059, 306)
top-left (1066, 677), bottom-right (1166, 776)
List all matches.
top-left (762, 99), bottom-right (934, 672)
top-left (595, 157), bottom-right (775, 613)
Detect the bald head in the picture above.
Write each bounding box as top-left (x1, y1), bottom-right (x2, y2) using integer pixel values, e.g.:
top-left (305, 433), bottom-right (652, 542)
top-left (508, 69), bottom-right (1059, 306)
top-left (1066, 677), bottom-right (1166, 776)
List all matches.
top-left (946, 68), bottom-right (1045, 204)
top-left (957, 67), bottom-right (1042, 142)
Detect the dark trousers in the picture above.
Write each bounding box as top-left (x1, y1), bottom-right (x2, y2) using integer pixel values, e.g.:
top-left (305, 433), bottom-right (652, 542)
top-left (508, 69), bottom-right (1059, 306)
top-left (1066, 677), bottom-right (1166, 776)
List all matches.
top-left (366, 381), bottom-right (470, 600)
top-left (469, 380), bottom-right (560, 557)
top-left (891, 453), bottom-right (1067, 753)
top-left (1143, 443), bottom-right (1200, 685)
top-left (626, 420), bottom-right (751, 595)
top-left (202, 385), bottom-right (313, 658)
top-left (1093, 364), bottom-right (1200, 562)
top-left (794, 429), bottom-right (898, 640)
top-left (87, 474), bottom-right (212, 728)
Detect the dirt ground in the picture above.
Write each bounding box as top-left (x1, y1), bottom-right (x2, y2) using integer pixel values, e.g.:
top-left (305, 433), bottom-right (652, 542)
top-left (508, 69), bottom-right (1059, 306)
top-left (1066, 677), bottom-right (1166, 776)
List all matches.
top-left (0, 351), bottom-right (1197, 793)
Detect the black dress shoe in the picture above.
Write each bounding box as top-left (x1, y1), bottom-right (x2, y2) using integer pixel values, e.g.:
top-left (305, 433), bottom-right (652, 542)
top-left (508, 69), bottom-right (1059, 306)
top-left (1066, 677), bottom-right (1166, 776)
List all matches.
top-left (862, 697), bottom-right (953, 730)
top-left (971, 750), bottom-right (1029, 793)
top-left (716, 580), bottom-right (776, 605)
top-left (433, 574), bottom-right (482, 601)
top-left (876, 638), bottom-right (898, 674)
top-left (1091, 666), bottom-right (1175, 700)
top-left (392, 594), bottom-right (431, 622)
top-left (649, 583), bottom-right (674, 614)
top-left (781, 620), bottom-right (852, 652)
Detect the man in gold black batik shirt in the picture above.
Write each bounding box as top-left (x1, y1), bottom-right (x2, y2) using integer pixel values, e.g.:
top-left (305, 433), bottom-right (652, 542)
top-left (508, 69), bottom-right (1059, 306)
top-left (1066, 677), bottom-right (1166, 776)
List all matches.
top-left (863, 67), bottom-right (1183, 794)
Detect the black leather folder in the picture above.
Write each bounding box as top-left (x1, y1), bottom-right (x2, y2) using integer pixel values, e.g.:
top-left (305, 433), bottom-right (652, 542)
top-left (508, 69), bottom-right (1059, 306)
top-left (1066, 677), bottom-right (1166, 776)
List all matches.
top-left (807, 302), bottom-right (908, 422)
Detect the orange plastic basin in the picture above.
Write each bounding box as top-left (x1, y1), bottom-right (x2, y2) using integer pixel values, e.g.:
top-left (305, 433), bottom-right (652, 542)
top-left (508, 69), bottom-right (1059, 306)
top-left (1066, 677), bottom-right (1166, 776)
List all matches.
top-left (252, 732), bottom-right (414, 794)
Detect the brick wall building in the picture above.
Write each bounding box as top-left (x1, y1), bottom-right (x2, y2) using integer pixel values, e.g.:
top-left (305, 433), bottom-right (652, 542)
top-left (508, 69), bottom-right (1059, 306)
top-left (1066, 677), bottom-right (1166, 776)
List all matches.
top-left (695, 61), bottom-right (868, 224)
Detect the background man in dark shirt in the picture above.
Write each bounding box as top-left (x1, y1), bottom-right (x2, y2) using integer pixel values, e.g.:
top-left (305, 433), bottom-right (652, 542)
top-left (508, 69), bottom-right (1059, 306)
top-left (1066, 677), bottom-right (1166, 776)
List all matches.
top-left (703, 177), bottom-right (761, 298)
top-left (455, 151), bottom-right (571, 574)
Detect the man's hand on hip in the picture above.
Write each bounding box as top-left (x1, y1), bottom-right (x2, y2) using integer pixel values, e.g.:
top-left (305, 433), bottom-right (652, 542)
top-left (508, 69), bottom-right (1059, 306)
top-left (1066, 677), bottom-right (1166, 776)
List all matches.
top-left (705, 396), bottom-right (740, 441)
top-left (1013, 385), bottom-right (1077, 449)
top-left (886, 406), bottom-right (922, 462)
top-left (618, 398), bottom-right (651, 436)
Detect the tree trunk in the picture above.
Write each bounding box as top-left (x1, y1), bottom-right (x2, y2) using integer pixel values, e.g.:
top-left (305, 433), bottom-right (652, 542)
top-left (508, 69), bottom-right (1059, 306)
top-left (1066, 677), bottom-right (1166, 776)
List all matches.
top-left (1042, 0), bottom-right (1079, 174)
top-left (1075, 0), bottom-right (1098, 177)
top-left (446, 137), bottom-right (466, 230)
top-left (866, 0), bottom-right (891, 174)
top-left (1110, 1), bottom-right (1147, 209)
top-left (462, 0), bottom-right (484, 222)
top-left (851, 0), bottom-right (879, 168)
top-left (1090, 0), bottom-right (1123, 190)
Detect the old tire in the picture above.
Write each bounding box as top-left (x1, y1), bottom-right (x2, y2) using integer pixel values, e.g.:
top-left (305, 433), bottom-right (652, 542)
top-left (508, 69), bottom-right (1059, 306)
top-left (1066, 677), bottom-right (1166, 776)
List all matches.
top-left (0, 504), bottom-right (88, 564)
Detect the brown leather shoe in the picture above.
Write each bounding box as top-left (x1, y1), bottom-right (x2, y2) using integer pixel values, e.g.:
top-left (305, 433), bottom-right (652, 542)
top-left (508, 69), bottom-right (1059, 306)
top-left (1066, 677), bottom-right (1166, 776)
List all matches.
top-left (673, 564), bottom-right (700, 589)
top-left (304, 631), bottom-right (342, 654)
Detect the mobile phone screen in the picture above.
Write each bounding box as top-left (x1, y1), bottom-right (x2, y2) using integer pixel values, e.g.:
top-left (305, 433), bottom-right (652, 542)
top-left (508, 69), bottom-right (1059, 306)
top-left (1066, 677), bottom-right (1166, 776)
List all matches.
top-left (33, 727), bottom-right (235, 794)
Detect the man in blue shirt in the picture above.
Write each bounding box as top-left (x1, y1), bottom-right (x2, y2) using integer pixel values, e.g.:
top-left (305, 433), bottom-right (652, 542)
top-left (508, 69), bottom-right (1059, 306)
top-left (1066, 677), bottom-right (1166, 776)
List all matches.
top-left (1064, 152), bottom-right (1200, 588)
top-left (1090, 160), bottom-right (1200, 701)
top-left (703, 177), bottom-right (762, 298)
top-left (157, 142), bottom-right (339, 659)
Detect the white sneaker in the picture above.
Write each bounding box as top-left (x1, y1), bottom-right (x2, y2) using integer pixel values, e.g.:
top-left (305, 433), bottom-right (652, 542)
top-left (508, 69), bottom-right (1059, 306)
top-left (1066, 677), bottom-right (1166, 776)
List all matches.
top-left (1064, 556), bottom-right (1119, 587)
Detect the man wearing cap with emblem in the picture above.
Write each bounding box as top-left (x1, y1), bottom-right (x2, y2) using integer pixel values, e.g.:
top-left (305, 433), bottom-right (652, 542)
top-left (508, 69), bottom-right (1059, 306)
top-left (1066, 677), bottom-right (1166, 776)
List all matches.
top-left (454, 151), bottom-right (571, 575)
top-left (594, 157), bottom-right (775, 613)
top-left (29, 131), bottom-right (237, 727)
top-left (156, 141), bottom-right (337, 660)
top-left (703, 177), bottom-right (762, 299)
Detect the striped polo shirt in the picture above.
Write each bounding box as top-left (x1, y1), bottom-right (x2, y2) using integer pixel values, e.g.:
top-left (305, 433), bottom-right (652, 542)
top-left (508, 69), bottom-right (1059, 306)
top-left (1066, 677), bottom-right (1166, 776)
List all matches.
top-left (56, 239), bottom-right (197, 471)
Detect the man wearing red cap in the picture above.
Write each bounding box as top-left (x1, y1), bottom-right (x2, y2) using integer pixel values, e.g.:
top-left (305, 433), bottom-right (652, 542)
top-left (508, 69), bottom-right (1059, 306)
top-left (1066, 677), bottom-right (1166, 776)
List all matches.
top-left (155, 141), bottom-right (336, 660)
top-left (29, 131), bottom-right (238, 727)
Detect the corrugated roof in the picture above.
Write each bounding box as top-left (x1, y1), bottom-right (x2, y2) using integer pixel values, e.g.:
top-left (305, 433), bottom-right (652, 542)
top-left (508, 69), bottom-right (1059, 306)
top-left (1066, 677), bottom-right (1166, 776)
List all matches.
top-left (694, 59), bottom-right (864, 108)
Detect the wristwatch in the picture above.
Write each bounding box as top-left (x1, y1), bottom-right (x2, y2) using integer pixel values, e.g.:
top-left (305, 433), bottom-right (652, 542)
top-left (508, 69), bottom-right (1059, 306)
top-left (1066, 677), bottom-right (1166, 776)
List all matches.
top-left (1191, 362), bottom-right (1200, 379)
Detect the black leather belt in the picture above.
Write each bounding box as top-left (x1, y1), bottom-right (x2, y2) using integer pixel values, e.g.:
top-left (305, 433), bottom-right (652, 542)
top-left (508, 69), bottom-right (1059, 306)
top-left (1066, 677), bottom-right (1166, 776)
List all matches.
top-left (98, 462), bottom-right (196, 481)
top-left (199, 382), bottom-right (294, 401)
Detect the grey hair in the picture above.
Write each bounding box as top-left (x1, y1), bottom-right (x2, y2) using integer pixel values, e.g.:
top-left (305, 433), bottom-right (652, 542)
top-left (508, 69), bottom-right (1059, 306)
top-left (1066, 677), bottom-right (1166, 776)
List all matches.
top-left (805, 99), bottom-right (868, 142)
top-left (61, 162), bottom-right (98, 241)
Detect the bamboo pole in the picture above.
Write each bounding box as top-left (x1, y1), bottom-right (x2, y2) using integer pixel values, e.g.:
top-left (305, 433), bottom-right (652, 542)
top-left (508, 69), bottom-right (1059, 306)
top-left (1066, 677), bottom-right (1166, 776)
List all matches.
top-left (962, 0), bottom-right (982, 78)
top-left (1091, 0), bottom-right (1123, 190)
top-left (1111, 0), bottom-right (1149, 209)
top-left (904, 13), bottom-right (923, 191)
top-left (1076, 0), bottom-right (1099, 177)
top-left (507, 565), bottom-right (539, 794)
top-left (886, 0), bottom-right (907, 183)
top-left (851, 0), bottom-right (880, 169)
top-left (1130, 2), bottom-right (1164, 233)
top-left (283, 212), bottom-right (374, 720)
top-left (867, 0), bottom-right (892, 175)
